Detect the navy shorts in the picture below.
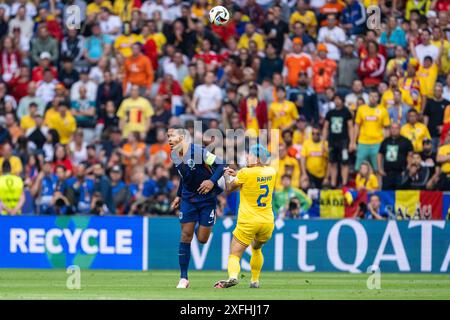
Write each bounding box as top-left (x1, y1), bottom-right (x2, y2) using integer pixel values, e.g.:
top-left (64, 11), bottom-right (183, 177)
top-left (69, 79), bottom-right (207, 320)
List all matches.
top-left (179, 199), bottom-right (217, 227)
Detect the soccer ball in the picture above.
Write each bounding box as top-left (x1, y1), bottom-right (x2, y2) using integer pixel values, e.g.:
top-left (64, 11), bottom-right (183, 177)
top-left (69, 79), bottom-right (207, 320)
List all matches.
top-left (209, 6), bottom-right (230, 26)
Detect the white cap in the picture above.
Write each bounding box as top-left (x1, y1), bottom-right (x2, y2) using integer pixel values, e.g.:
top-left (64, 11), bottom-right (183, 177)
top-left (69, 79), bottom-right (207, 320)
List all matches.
top-left (426, 10), bottom-right (437, 18)
top-left (40, 52), bottom-right (51, 60)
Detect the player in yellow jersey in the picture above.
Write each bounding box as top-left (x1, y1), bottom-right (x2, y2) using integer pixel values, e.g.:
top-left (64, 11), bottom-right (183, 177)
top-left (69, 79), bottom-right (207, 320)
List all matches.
top-left (214, 144), bottom-right (276, 289)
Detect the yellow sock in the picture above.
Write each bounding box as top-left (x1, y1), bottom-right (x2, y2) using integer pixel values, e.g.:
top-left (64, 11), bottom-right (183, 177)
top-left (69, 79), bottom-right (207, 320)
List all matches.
top-left (227, 254), bottom-right (241, 279)
top-left (250, 248), bottom-right (264, 282)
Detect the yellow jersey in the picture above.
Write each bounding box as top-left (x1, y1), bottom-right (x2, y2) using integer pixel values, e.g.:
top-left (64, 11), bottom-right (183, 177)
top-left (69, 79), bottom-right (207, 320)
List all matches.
top-left (355, 104), bottom-right (390, 144)
top-left (0, 174), bottom-right (24, 215)
top-left (45, 111), bottom-right (77, 145)
top-left (268, 100), bottom-right (299, 131)
top-left (234, 166), bottom-right (277, 224)
top-left (355, 173), bottom-right (379, 191)
top-left (438, 145), bottom-right (450, 174)
top-left (301, 139), bottom-right (328, 178)
top-left (400, 122), bottom-right (431, 153)
top-left (271, 155), bottom-right (301, 190)
top-left (237, 33), bottom-right (265, 51)
top-left (0, 156), bottom-right (23, 176)
top-left (20, 115), bottom-right (36, 131)
top-left (417, 64), bottom-right (438, 98)
top-left (117, 97), bottom-right (154, 138)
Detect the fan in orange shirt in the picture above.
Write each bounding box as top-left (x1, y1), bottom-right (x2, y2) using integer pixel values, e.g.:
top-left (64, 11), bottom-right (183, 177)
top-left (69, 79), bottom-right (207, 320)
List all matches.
top-left (319, 0), bottom-right (346, 26)
top-left (312, 44), bottom-right (337, 94)
top-left (149, 128), bottom-right (172, 169)
top-left (283, 37), bottom-right (312, 87)
top-left (123, 43), bottom-right (154, 96)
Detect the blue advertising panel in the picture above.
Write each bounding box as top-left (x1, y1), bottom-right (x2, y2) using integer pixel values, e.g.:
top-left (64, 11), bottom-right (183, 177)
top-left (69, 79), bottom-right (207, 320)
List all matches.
top-left (0, 216), bottom-right (144, 270)
top-left (148, 218), bottom-right (450, 273)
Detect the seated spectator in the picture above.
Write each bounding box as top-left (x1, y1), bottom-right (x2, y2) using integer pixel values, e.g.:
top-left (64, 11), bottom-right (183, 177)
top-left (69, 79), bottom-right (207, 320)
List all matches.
top-left (26, 115), bottom-right (50, 154)
top-left (301, 126), bottom-right (329, 189)
top-left (32, 51), bottom-right (58, 82)
top-left (70, 67), bottom-right (98, 103)
top-left (53, 144), bottom-right (73, 177)
top-left (92, 163), bottom-right (114, 214)
top-left (83, 23), bottom-right (112, 66)
top-left (60, 28), bottom-right (85, 66)
top-left (30, 24), bottom-right (58, 66)
top-left (274, 174), bottom-right (312, 219)
top-left (341, 0), bottom-right (366, 35)
top-left (9, 66), bottom-right (31, 104)
top-left (157, 73), bottom-right (183, 112)
top-left (0, 35), bottom-right (21, 84)
top-left (271, 142), bottom-right (301, 190)
top-left (120, 131), bottom-right (147, 180)
top-left (128, 165), bottom-right (155, 215)
top-left (364, 194), bottom-right (386, 220)
top-left (0, 142), bottom-right (22, 176)
top-left (437, 130), bottom-right (450, 190)
top-left (69, 129), bottom-right (88, 166)
top-left (238, 23), bottom-right (265, 52)
top-left (58, 56), bottom-right (79, 90)
top-left (4, 112), bottom-right (22, 144)
top-left (31, 161), bottom-right (69, 215)
top-left (148, 128), bottom-right (172, 170)
top-left (109, 165), bottom-right (130, 215)
top-left (36, 68), bottom-right (59, 105)
top-left (20, 102), bottom-right (39, 132)
top-left (67, 163), bottom-right (95, 214)
top-left (289, 0), bottom-right (318, 38)
top-left (401, 153), bottom-right (431, 190)
top-left (356, 161), bottom-right (379, 191)
top-left (0, 160), bottom-right (25, 215)
top-left (96, 71), bottom-right (123, 119)
top-left (71, 86), bottom-right (96, 129)
top-left (17, 82), bottom-right (46, 120)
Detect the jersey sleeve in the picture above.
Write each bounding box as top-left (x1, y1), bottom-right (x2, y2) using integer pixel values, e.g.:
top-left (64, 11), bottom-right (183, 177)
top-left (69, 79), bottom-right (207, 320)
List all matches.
top-left (234, 168), bottom-right (247, 186)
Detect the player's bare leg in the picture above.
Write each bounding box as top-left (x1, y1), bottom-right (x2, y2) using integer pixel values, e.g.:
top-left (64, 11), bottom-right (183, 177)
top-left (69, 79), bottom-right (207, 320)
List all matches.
top-left (177, 222), bottom-right (195, 288)
top-left (214, 236), bottom-right (247, 288)
top-left (249, 240), bottom-right (265, 288)
top-left (196, 225), bottom-right (213, 244)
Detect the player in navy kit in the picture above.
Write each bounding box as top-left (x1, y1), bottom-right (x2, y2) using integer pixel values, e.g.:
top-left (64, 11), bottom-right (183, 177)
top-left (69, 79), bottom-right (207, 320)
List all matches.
top-left (167, 125), bottom-right (225, 288)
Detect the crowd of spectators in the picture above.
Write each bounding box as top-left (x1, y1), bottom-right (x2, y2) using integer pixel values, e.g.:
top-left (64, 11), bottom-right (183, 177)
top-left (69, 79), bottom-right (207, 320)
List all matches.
top-left (0, 0), bottom-right (449, 219)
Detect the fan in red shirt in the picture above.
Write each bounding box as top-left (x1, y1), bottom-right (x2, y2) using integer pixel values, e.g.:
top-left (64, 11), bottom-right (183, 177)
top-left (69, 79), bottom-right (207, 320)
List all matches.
top-left (193, 39), bottom-right (221, 67)
top-left (32, 52), bottom-right (58, 82)
top-left (358, 40), bottom-right (386, 88)
top-left (157, 73), bottom-right (183, 110)
top-left (212, 20), bottom-right (237, 44)
top-left (8, 66), bottom-right (31, 103)
top-left (0, 36), bottom-right (22, 84)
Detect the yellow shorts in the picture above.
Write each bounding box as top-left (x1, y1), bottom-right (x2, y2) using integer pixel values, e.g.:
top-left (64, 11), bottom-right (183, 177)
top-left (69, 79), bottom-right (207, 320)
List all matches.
top-left (232, 222), bottom-right (275, 246)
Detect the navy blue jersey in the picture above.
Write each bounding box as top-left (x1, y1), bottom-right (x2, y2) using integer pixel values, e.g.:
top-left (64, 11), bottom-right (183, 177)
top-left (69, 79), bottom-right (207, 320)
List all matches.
top-left (172, 143), bottom-right (224, 203)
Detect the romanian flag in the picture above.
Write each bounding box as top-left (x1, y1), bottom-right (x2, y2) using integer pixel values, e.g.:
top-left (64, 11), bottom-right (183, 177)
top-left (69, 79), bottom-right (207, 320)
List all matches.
top-left (419, 191), bottom-right (442, 220)
top-left (319, 190), bottom-right (345, 219)
top-left (395, 190), bottom-right (420, 219)
top-left (344, 189), bottom-right (368, 218)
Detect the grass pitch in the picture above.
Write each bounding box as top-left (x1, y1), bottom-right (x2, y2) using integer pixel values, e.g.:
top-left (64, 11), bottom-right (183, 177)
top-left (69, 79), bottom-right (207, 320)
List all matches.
top-left (0, 269), bottom-right (450, 300)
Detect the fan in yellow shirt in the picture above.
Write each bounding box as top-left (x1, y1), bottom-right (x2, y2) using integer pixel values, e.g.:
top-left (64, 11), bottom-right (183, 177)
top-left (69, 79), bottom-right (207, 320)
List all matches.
top-left (238, 23), bottom-right (265, 51)
top-left (289, 3), bottom-right (318, 37)
top-left (114, 23), bottom-right (141, 58)
top-left (400, 109), bottom-right (431, 152)
top-left (20, 102), bottom-right (39, 131)
top-left (86, 0), bottom-right (113, 16)
top-left (271, 143), bottom-right (301, 190)
top-left (268, 86), bottom-right (299, 132)
top-left (416, 57), bottom-right (438, 98)
top-left (0, 160), bottom-right (25, 215)
top-left (214, 144), bottom-right (276, 289)
top-left (354, 100), bottom-right (390, 145)
top-left (300, 126), bottom-right (328, 188)
top-left (45, 103), bottom-right (77, 145)
top-left (117, 85), bottom-right (154, 138)
top-left (355, 161), bottom-right (379, 191)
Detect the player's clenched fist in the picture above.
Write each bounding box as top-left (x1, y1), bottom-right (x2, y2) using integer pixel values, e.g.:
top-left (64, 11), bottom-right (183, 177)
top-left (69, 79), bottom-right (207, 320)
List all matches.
top-left (224, 167), bottom-right (237, 177)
